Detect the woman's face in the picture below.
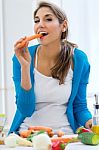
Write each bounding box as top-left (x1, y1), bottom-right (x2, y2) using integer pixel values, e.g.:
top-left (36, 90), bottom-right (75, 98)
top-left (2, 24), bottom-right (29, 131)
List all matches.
top-left (34, 7), bottom-right (65, 45)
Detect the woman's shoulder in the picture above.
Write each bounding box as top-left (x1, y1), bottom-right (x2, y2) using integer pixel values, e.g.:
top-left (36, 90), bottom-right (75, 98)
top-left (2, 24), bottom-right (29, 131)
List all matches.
top-left (73, 48), bottom-right (90, 71)
top-left (74, 48), bottom-right (88, 58)
top-left (73, 48), bottom-right (89, 63)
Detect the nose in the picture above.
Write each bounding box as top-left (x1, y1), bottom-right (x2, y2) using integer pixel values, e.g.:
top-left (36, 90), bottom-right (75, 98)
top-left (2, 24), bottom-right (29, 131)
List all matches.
top-left (38, 20), bottom-right (45, 28)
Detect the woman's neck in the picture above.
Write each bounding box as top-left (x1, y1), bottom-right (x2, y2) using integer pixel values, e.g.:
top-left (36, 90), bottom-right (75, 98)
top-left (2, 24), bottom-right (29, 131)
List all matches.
top-left (40, 43), bottom-right (61, 62)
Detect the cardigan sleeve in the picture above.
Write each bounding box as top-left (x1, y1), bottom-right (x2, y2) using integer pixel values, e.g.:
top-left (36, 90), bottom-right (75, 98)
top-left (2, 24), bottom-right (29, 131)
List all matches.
top-left (12, 55), bottom-right (35, 117)
top-left (73, 55), bottom-right (92, 126)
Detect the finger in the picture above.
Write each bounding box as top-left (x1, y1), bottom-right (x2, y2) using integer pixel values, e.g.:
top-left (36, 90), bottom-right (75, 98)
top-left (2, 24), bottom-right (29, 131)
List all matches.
top-left (14, 36), bottom-right (27, 47)
top-left (22, 42), bottom-right (29, 52)
top-left (15, 41), bottom-right (29, 52)
top-left (15, 40), bottom-right (27, 49)
top-left (25, 41), bottom-right (29, 47)
top-left (23, 47), bottom-right (28, 52)
top-left (89, 124), bottom-right (92, 128)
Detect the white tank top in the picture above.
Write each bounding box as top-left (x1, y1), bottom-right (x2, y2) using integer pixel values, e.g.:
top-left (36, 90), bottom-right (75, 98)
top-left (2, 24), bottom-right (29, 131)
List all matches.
top-left (20, 47), bottom-right (73, 134)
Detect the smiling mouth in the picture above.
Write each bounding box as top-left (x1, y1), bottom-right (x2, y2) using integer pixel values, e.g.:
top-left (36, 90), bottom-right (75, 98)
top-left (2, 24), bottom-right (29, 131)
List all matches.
top-left (39, 32), bottom-right (48, 37)
top-left (42, 32), bottom-right (48, 36)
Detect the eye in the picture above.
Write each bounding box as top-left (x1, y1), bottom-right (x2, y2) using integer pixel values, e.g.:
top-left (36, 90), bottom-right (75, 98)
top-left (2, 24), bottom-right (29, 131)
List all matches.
top-left (46, 18), bottom-right (52, 21)
top-left (34, 20), bottom-right (40, 23)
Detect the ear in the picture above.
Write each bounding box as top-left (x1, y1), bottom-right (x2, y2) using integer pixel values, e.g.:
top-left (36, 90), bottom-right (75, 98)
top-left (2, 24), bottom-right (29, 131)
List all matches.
top-left (62, 20), bottom-right (67, 32)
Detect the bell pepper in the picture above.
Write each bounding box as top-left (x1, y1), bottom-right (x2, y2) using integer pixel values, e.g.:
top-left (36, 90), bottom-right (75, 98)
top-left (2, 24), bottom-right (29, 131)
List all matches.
top-left (76, 126), bottom-right (92, 134)
top-left (52, 141), bottom-right (65, 150)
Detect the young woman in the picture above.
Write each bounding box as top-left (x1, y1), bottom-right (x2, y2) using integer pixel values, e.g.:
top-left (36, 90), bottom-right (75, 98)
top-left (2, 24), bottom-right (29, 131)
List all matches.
top-left (10, 1), bottom-right (92, 134)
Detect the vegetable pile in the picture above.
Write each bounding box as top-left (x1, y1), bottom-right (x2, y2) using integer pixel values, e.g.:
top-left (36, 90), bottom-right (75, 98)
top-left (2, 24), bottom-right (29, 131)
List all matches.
top-left (76, 126), bottom-right (99, 145)
top-left (3, 125), bottom-right (99, 149)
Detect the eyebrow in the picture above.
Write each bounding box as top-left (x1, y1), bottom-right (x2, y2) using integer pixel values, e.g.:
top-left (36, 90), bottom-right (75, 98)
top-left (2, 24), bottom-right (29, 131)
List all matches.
top-left (34, 14), bottom-right (53, 19)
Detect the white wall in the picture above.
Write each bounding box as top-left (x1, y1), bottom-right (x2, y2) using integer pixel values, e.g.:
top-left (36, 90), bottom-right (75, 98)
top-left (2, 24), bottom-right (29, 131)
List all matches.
top-left (0, 0), bottom-right (34, 127)
top-left (0, 0), bottom-right (5, 114)
top-left (0, 0), bottom-right (99, 128)
top-left (62, 0), bottom-right (99, 95)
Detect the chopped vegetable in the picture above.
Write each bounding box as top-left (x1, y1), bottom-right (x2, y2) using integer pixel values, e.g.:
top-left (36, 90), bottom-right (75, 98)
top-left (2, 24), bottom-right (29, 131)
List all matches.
top-left (32, 133), bottom-right (52, 150)
top-left (51, 137), bottom-right (78, 143)
top-left (78, 132), bottom-right (99, 145)
top-left (28, 126), bottom-right (52, 134)
top-left (4, 133), bottom-right (32, 147)
top-left (27, 130), bottom-right (45, 142)
top-left (19, 130), bottom-right (32, 138)
top-left (52, 141), bottom-right (65, 150)
top-left (76, 126), bottom-right (92, 134)
top-left (57, 130), bottom-right (64, 137)
top-left (16, 136), bottom-right (32, 147)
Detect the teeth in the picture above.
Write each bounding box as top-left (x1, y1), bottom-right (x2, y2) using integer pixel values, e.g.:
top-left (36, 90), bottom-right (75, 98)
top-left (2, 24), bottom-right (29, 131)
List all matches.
top-left (42, 33), bottom-right (48, 36)
top-left (39, 31), bottom-right (48, 36)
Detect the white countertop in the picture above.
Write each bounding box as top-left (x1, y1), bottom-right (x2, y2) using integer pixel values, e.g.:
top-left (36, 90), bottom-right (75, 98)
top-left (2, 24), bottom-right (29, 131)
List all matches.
top-left (0, 146), bottom-right (32, 150)
top-left (0, 142), bottom-right (99, 150)
top-left (66, 142), bottom-right (99, 150)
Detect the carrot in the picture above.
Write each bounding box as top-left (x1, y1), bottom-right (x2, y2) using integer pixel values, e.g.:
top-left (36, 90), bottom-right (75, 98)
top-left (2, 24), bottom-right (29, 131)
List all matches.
top-left (51, 137), bottom-right (79, 143)
top-left (28, 126), bottom-right (52, 134)
top-left (48, 131), bottom-right (54, 137)
top-left (19, 130), bottom-right (32, 138)
top-left (18, 34), bottom-right (42, 48)
top-left (26, 34), bottom-right (42, 41)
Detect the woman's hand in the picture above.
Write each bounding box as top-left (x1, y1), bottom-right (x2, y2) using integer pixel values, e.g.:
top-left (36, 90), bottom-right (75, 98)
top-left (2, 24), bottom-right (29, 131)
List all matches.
top-left (14, 37), bottom-right (31, 67)
top-left (85, 119), bottom-right (92, 129)
top-left (14, 37), bottom-right (32, 90)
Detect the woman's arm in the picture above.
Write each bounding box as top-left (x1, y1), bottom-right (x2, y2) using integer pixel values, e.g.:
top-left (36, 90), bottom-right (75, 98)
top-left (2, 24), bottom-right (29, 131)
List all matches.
top-left (73, 59), bottom-right (92, 128)
top-left (14, 37), bottom-right (32, 90)
top-left (12, 37), bottom-right (35, 117)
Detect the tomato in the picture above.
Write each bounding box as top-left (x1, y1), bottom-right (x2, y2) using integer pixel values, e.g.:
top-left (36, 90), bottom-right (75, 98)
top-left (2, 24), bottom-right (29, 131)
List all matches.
top-left (52, 141), bottom-right (65, 150)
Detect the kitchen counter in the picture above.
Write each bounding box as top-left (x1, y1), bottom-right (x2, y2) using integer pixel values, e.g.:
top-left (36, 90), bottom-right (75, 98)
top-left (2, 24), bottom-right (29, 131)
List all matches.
top-left (0, 142), bottom-right (99, 150)
top-left (0, 134), bottom-right (99, 150)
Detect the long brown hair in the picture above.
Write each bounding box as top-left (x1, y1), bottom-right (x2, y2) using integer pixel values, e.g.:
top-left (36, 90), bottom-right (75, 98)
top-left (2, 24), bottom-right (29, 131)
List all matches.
top-left (34, 1), bottom-right (77, 84)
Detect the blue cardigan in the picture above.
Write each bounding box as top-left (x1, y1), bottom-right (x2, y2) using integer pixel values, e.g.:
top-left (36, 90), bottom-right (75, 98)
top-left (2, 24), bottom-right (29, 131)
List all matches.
top-left (9, 44), bottom-right (92, 133)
